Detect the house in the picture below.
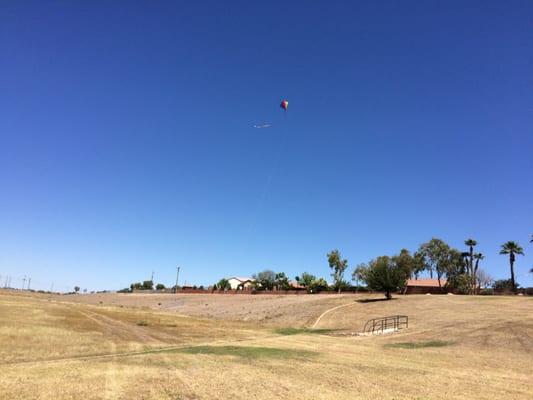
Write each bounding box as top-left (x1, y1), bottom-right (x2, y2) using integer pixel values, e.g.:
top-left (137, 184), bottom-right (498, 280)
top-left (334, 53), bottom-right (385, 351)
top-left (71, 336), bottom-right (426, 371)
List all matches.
top-left (227, 277), bottom-right (255, 290)
top-left (289, 280), bottom-right (306, 291)
top-left (405, 278), bottom-right (447, 294)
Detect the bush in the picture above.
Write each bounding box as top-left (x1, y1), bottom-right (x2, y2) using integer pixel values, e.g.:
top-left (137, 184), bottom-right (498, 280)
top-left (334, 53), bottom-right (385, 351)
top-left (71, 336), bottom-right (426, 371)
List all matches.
top-left (216, 278), bottom-right (231, 291)
top-left (142, 280), bottom-right (154, 290)
top-left (332, 280), bottom-right (351, 293)
top-left (355, 255), bottom-right (411, 299)
top-left (479, 288), bottom-right (494, 295)
top-left (253, 270), bottom-right (276, 290)
top-left (493, 279), bottom-right (518, 291)
top-left (446, 274), bottom-right (470, 295)
top-left (155, 283), bottom-right (165, 290)
top-left (308, 278), bottom-right (329, 293)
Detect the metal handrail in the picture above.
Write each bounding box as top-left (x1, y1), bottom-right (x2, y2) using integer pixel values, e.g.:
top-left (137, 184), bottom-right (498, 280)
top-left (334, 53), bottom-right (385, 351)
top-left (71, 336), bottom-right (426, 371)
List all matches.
top-left (363, 315), bottom-right (408, 334)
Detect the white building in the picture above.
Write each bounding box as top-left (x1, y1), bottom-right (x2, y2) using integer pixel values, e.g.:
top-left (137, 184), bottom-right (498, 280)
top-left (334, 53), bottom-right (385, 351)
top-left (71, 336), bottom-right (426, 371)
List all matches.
top-left (227, 277), bottom-right (255, 290)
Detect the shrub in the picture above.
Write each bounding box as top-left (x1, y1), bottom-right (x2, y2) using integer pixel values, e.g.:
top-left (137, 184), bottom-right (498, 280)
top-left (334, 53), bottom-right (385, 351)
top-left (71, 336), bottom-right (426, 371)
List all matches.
top-left (216, 278), bottom-right (231, 291)
top-left (332, 279), bottom-right (351, 293)
top-left (309, 278), bottom-right (329, 293)
top-left (446, 274), bottom-right (470, 294)
top-left (493, 279), bottom-right (519, 291)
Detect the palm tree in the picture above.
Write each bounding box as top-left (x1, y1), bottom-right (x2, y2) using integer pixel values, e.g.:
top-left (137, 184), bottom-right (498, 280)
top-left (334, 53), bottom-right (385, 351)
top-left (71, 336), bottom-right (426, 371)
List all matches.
top-left (472, 253), bottom-right (484, 294)
top-left (464, 239), bottom-right (477, 269)
top-left (464, 239), bottom-right (477, 294)
top-left (499, 241), bottom-right (524, 293)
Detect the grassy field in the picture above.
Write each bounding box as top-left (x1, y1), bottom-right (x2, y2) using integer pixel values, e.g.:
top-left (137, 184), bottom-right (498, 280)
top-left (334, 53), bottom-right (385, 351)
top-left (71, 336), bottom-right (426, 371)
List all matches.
top-left (1, 290), bottom-right (532, 399)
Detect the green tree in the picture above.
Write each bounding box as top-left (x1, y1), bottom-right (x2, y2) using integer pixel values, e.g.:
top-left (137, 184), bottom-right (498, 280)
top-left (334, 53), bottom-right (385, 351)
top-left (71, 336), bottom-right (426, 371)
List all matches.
top-left (216, 278), bottom-right (231, 291)
top-left (253, 270), bottom-right (276, 290)
top-left (354, 253), bottom-right (411, 300)
top-left (493, 279), bottom-right (518, 291)
top-left (472, 253), bottom-right (484, 293)
top-left (297, 272), bottom-right (323, 293)
top-left (499, 241), bottom-right (524, 293)
top-left (297, 272), bottom-right (329, 293)
top-left (393, 249), bottom-right (416, 274)
top-left (327, 249), bottom-right (348, 293)
top-left (155, 283), bottom-right (165, 290)
top-left (418, 238), bottom-right (453, 290)
top-left (308, 277), bottom-right (329, 293)
top-left (74, 286), bottom-right (80, 293)
top-left (274, 272), bottom-right (291, 290)
top-left (411, 251), bottom-right (426, 279)
top-left (464, 239), bottom-right (477, 277)
top-left (298, 272), bottom-right (316, 288)
top-left (444, 249), bottom-right (469, 292)
top-left (141, 280), bottom-right (154, 290)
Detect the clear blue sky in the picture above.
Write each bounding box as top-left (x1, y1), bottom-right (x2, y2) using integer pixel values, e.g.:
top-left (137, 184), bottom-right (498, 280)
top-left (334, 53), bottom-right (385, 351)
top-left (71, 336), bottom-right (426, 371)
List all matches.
top-left (1, 1), bottom-right (532, 291)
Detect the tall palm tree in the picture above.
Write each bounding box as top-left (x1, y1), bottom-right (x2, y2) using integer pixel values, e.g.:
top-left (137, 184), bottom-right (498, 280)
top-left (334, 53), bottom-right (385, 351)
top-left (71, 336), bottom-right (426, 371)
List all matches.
top-left (464, 239), bottom-right (477, 294)
top-left (499, 241), bottom-right (524, 293)
top-left (473, 253), bottom-right (484, 294)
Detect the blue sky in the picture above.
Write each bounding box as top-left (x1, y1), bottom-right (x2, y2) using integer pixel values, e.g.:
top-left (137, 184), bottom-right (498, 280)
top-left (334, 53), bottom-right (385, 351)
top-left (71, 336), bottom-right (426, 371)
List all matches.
top-left (1, 1), bottom-right (532, 291)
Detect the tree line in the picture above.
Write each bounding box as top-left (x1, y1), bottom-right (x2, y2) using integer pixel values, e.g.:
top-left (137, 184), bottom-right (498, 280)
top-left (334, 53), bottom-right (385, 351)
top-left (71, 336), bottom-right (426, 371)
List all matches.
top-left (353, 237), bottom-right (531, 299)
top-left (214, 236), bottom-right (531, 299)
top-left (124, 235), bottom-right (531, 295)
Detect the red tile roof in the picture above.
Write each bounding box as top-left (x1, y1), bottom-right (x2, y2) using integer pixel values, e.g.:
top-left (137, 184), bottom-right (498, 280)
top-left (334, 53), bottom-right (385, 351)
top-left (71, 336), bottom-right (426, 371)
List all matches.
top-left (406, 279), bottom-right (446, 287)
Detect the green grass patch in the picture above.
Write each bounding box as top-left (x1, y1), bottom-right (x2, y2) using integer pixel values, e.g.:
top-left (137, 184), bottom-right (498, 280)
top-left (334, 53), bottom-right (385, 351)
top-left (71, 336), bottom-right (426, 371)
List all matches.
top-left (177, 345), bottom-right (316, 360)
top-left (275, 327), bottom-right (333, 336)
top-left (386, 340), bottom-right (454, 349)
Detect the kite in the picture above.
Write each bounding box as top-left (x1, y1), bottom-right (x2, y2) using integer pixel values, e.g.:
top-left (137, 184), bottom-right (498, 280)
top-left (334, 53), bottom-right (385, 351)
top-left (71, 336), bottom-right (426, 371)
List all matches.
top-left (252, 100), bottom-right (288, 129)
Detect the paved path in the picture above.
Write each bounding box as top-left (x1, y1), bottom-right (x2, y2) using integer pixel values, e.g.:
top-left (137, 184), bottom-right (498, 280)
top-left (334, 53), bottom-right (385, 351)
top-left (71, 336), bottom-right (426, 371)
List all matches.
top-left (310, 301), bottom-right (357, 328)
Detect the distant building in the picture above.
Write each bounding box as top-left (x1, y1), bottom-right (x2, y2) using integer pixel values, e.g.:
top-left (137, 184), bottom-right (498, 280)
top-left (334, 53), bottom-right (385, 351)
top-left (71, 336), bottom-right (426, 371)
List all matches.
top-left (227, 277), bottom-right (255, 290)
top-left (405, 278), bottom-right (447, 294)
top-left (289, 280), bottom-right (306, 290)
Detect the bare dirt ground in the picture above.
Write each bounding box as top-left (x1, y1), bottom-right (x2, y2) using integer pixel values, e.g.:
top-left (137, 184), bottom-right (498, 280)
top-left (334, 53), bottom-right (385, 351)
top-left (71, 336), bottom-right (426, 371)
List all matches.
top-left (57, 291), bottom-right (361, 327)
top-left (1, 290), bottom-right (532, 399)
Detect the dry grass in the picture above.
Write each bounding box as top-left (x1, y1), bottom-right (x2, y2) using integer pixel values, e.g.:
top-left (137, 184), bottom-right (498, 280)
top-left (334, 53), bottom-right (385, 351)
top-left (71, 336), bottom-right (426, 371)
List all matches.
top-left (1, 290), bottom-right (532, 399)
top-left (58, 291), bottom-right (358, 327)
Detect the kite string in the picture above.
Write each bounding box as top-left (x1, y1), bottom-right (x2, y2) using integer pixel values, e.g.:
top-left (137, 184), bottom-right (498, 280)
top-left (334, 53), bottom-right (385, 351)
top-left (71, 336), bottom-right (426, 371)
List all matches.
top-left (246, 124), bottom-right (288, 243)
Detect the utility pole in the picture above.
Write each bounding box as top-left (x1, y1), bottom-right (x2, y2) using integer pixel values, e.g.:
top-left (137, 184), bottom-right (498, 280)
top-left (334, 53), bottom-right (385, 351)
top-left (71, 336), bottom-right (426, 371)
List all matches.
top-left (22, 276), bottom-right (27, 290)
top-left (175, 266), bottom-right (180, 293)
top-left (4, 276), bottom-right (8, 288)
top-left (151, 270), bottom-right (154, 282)
top-left (50, 283), bottom-right (54, 293)
top-left (27, 278), bottom-right (31, 290)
